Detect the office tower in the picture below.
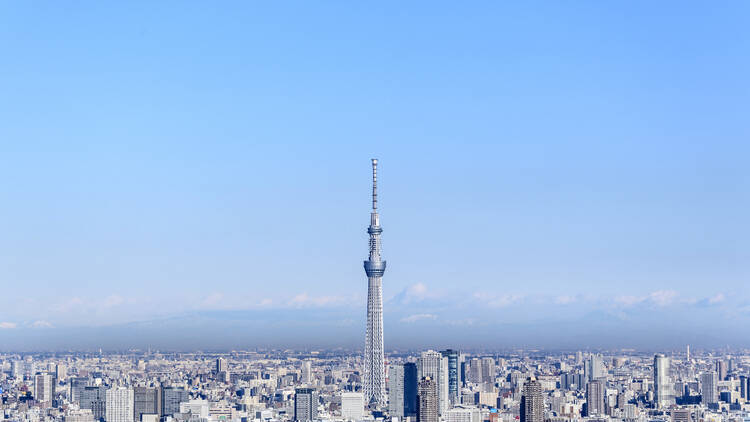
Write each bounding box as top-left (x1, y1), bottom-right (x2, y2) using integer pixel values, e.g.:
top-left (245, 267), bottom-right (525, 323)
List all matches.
top-left (301, 360), bottom-right (312, 384)
top-left (161, 387), bottom-right (188, 416)
top-left (70, 377), bottom-right (90, 403)
top-left (700, 372), bottom-right (718, 405)
top-left (341, 392), bottom-right (365, 421)
top-left (585, 355), bottom-right (604, 382)
top-left (56, 363), bottom-right (67, 381)
top-left (445, 406), bottom-right (481, 422)
top-left (389, 362), bottom-right (418, 418)
top-left (294, 388), bottom-right (318, 422)
top-left (586, 379), bottom-right (605, 416)
top-left (521, 377), bottom-right (544, 422)
top-left (10, 360), bottom-right (22, 379)
top-left (654, 354), bottom-right (673, 408)
top-left (134, 387), bottom-right (161, 421)
top-left (672, 409), bottom-right (691, 422)
top-left (80, 386), bottom-right (106, 421)
top-left (716, 361), bottom-right (727, 381)
top-left (363, 158), bottom-right (386, 408)
top-left (686, 345), bottom-right (690, 362)
top-left (34, 373), bottom-right (55, 404)
top-left (106, 387), bottom-right (134, 422)
top-left (418, 350), bottom-right (449, 415)
top-left (417, 377), bottom-right (438, 422)
top-left (442, 350), bottom-right (460, 405)
top-left (481, 357), bottom-right (495, 385)
top-left (469, 358), bottom-right (482, 384)
top-left (740, 375), bottom-right (748, 400)
top-left (216, 357), bottom-right (227, 373)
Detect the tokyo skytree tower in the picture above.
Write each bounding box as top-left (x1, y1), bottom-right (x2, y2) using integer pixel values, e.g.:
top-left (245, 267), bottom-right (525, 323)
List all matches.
top-left (363, 158), bottom-right (386, 408)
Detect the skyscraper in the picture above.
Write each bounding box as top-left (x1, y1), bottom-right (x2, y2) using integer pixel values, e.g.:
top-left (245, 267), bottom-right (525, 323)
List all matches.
top-left (585, 355), bottom-right (604, 382)
top-left (301, 360), bottom-right (313, 384)
top-left (654, 354), bottom-right (673, 408)
top-left (363, 158), bottom-right (386, 408)
top-left (294, 388), bottom-right (319, 422)
top-left (389, 362), bottom-right (418, 418)
top-left (80, 386), bottom-right (106, 421)
top-left (520, 377), bottom-right (544, 422)
top-left (106, 387), bottom-right (134, 422)
top-left (715, 360), bottom-right (727, 381)
top-left (417, 377), bottom-right (438, 422)
top-left (586, 379), bottom-right (605, 416)
top-left (418, 350), bottom-right (449, 415)
top-left (134, 387), bottom-right (161, 421)
top-left (700, 372), bottom-right (718, 405)
top-left (441, 350), bottom-right (460, 405)
top-left (216, 357), bottom-right (227, 374)
top-left (34, 373), bottom-right (55, 405)
top-left (161, 387), bottom-right (188, 417)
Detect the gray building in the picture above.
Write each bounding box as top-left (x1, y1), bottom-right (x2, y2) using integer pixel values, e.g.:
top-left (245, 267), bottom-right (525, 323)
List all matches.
top-left (79, 386), bottom-right (106, 421)
top-left (294, 388), bottom-right (318, 422)
top-left (654, 354), bottom-right (673, 408)
top-left (586, 379), bottom-right (605, 416)
top-left (134, 387), bottom-right (161, 420)
top-left (161, 387), bottom-right (188, 417)
top-left (521, 377), bottom-right (543, 422)
top-left (417, 377), bottom-right (438, 422)
top-left (388, 362), bottom-right (417, 418)
top-left (700, 372), bottom-right (718, 405)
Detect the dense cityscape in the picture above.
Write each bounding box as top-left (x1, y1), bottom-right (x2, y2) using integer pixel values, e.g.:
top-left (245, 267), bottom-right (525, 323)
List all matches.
top-left (1, 348), bottom-right (749, 422)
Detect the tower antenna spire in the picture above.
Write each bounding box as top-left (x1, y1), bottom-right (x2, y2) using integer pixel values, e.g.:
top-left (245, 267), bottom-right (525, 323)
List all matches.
top-left (371, 158), bottom-right (378, 210)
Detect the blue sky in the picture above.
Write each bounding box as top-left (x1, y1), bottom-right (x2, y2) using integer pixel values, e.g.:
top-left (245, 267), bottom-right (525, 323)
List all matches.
top-left (0, 1), bottom-right (748, 349)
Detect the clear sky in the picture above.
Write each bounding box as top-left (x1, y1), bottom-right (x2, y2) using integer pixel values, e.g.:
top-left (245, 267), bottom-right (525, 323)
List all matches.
top-left (0, 1), bottom-right (748, 350)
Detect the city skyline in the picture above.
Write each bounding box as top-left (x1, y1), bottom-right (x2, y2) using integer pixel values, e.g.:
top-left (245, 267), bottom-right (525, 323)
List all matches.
top-left (0, 1), bottom-right (749, 351)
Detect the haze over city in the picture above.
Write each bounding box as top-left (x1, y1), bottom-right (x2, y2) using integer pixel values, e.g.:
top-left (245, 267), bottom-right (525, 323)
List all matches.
top-left (1, 1), bottom-right (748, 352)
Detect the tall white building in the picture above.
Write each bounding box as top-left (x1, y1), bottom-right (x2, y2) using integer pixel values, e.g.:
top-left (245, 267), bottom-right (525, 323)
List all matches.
top-left (418, 350), bottom-right (449, 415)
top-left (654, 354), bottom-right (673, 408)
top-left (106, 387), bottom-right (134, 422)
top-left (301, 360), bottom-right (313, 384)
top-left (34, 373), bottom-right (55, 404)
top-left (341, 392), bottom-right (364, 421)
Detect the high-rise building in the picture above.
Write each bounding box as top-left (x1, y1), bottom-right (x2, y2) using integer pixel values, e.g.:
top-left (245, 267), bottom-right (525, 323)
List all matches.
top-left (294, 388), bottom-right (318, 422)
top-left (469, 358), bottom-right (482, 384)
top-left (301, 360), bottom-right (313, 384)
top-left (715, 361), bottom-right (727, 381)
top-left (106, 387), bottom-right (134, 422)
top-left (216, 357), bottom-right (227, 374)
top-left (417, 377), bottom-right (438, 422)
top-left (341, 392), bottom-right (364, 421)
top-left (363, 158), bottom-right (386, 408)
top-left (740, 375), bottom-right (748, 401)
top-left (585, 355), bottom-right (604, 382)
top-left (481, 357), bottom-right (495, 385)
top-left (686, 345), bottom-right (690, 362)
top-left (521, 377), bottom-right (544, 422)
top-left (34, 373), bottom-right (55, 404)
top-left (133, 387), bottom-right (161, 421)
top-left (161, 387), bottom-right (188, 417)
top-left (585, 379), bottom-right (605, 416)
top-left (80, 386), bottom-right (106, 421)
top-left (700, 372), bottom-right (718, 405)
top-left (388, 362), bottom-right (418, 418)
top-left (441, 350), bottom-right (460, 405)
top-left (56, 363), bottom-right (67, 381)
top-left (654, 354), bottom-right (673, 408)
top-left (418, 350), bottom-right (449, 415)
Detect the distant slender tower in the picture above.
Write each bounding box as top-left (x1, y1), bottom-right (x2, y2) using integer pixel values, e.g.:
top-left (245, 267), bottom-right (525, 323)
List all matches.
top-left (363, 158), bottom-right (386, 408)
